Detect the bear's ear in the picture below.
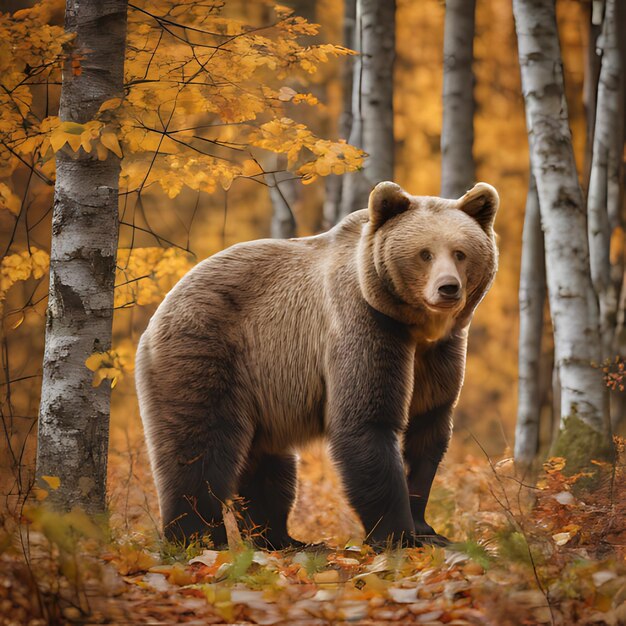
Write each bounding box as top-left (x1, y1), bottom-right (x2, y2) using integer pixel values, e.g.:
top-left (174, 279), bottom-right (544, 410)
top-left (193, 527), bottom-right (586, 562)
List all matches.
top-left (368, 181), bottom-right (411, 229)
top-left (457, 183), bottom-right (499, 231)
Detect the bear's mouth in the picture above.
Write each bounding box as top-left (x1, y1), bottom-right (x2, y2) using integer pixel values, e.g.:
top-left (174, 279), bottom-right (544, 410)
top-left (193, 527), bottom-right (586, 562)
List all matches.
top-left (424, 297), bottom-right (464, 312)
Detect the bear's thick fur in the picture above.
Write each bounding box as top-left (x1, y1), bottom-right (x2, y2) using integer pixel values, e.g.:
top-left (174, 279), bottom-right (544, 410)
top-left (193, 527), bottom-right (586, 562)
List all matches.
top-left (136, 181), bottom-right (499, 548)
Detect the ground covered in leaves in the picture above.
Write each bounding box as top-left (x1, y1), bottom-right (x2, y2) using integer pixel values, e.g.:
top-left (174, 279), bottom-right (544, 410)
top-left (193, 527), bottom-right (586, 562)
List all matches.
top-left (1, 437), bottom-right (626, 625)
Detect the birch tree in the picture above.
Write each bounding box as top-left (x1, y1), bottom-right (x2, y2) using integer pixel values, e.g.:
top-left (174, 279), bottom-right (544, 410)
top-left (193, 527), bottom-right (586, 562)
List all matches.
top-left (515, 174), bottom-right (546, 467)
top-left (36, 0), bottom-right (128, 511)
top-left (268, 158), bottom-right (297, 239)
top-left (340, 0), bottom-right (396, 217)
top-left (582, 1), bottom-right (602, 188)
top-left (587, 0), bottom-right (623, 358)
top-left (440, 0), bottom-right (476, 199)
top-left (323, 0), bottom-right (356, 226)
top-left (513, 0), bottom-right (608, 455)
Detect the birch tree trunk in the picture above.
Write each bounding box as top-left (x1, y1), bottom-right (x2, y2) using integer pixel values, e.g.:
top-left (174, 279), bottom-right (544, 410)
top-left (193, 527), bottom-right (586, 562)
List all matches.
top-left (323, 0), bottom-right (356, 227)
top-left (513, 0), bottom-right (608, 451)
top-left (268, 155), bottom-right (297, 239)
top-left (582, 1), bottom-right (602, 191)
top-left (608, 0), bottom-right (626, 431)
top-left (515, 174), bottom-right (546, 467)
top-left (440, 0), bottom-right (476, 199)
top-left (340, 0), bottom-right (396, 217)
top-left (587, 0), bottom-right (622, 359)
top-left (36, 0), bottom-right (128, 512)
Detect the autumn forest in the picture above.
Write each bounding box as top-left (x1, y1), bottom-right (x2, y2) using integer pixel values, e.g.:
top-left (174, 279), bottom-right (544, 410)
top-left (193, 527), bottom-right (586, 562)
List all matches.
top-left (1, 0), bottom-right (625, 624)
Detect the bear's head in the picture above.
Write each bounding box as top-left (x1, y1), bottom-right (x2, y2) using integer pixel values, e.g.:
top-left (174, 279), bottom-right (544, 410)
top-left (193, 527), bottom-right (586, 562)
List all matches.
top-left (357, 181), bottom-right (499, 340)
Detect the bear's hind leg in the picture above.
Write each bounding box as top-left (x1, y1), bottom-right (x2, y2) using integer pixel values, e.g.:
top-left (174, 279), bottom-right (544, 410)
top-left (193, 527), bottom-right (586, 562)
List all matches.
top-left (238, 453), bottom-right (302, 550)
top-left (137, 321), bottom-right (256, 548)
top-left (150, 411), bottom-right (255, 548)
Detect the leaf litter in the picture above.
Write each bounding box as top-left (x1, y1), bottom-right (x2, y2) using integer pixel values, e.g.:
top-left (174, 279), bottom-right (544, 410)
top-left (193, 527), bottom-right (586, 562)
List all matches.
top-left (2, 439), bottom-right (626, 624)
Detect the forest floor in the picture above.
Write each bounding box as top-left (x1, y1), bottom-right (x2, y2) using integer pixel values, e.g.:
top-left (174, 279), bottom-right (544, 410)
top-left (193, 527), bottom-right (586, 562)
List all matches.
top-left (2, 434), bottom-right (626, 626)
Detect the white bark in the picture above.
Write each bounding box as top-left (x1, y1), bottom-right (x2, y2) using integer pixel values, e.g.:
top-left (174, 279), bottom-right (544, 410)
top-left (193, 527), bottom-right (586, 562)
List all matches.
top-left (441, 0), bottom-right (476, 199)
top-left (323, 0), bottom-right (356, 227)
top-left (36, 0), bottom-right (128, 512)
top-left (340, 0), bottom-right (396, 217)
top-left (582, 4), bottom-right (602, 189)
top-left (587, 0), bottom-right (621, 358)
top-left (515, 174), bottom-right (546, 466)
top-left (267, 155), bottom-right (297, 239)
top-left (513, 0), bottom-right (607, 434)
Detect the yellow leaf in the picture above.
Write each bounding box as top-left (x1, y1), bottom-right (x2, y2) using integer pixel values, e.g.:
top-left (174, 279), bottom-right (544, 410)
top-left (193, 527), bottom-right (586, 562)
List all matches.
top-left (49, 130), bottom-right (67, 153)
top-left (315, 159), bottom-right (331, 176)
top-left (65, 132), bottom-right (82, 152)
top-left (59, 121), bottom-right (84, 135)
top-left (92, 367), bottom-right (121, 387)
top-left (356, 573), bottom-right (388, 593)
top-left (96, 142), bottom-right (108, 160)
top-left (544, 457), bottom-right (566, 474)
top-left (100, 132), bottom-right (123, 158)
top-left (99, 97), bottom-right (122, 112)
top-left (41, 475), bottom-right (61, 490)
top-left (85, 353), bottom-right (105, 372)
top-left (0, 183), bottom-right (21, 216)
top-left (114, 543), bottom-right (159, 576)
top-left (33, 487), bottom-right (49, 501)
top-left (242, 159), bottom-right (262, 177)
top-left (314, 569), bottom-right (340, 584)
top-left (80, 134), bottom-right (92, 153)
top-left (30, 248), bottom-right (49, 279)
top-left (293, 93), bottom-right (319, 106)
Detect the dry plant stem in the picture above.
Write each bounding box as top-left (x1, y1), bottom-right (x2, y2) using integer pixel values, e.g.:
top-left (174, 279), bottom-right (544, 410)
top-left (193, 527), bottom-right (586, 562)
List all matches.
top-left (36, 0), bottom-right (128, 512)
top-left (440, 0), bottom-right (476, 199)
top-left (470, 431), bottom-right (556, 626)
top-left (587, 0), bottom-right (621, 359)
top-left (340, 0), bottom-right (395, 216)
top-left (513, 0), bottom-right (607, 434)
top-left (515, 174), bottom-right (546, 467)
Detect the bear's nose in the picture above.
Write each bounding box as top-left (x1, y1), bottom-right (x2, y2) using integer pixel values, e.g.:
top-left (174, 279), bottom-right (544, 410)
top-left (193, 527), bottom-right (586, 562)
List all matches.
top-left (438, 281), bottom-right (461, 299)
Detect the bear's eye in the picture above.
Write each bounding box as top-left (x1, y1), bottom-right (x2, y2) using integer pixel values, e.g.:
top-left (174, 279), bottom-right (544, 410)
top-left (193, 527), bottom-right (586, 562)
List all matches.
top-left (454, 250), bottom-right (466, 262)
top-left (420, 249), bottom-right (433, 262)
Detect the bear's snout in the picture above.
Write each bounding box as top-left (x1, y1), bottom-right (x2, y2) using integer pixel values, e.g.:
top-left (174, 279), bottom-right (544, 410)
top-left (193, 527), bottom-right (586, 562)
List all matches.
top-left (437, 278), bottom-right (461, 300)
top-left (426, 273), bottom-right (464, 310)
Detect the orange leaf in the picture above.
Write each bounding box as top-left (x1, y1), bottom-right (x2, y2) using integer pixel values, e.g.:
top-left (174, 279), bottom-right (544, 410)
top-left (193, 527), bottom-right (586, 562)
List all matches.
top-left (100, 132), bottom-right (123, 158)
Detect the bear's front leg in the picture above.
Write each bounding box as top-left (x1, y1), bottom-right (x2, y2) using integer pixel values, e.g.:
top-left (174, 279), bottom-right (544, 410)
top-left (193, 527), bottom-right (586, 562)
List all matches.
top-left (330, 423), bottom-right (415, 546)
top-left (326, 332), bottom-right (416, 547)
top-left (404, 403), bottom-right (454, 547)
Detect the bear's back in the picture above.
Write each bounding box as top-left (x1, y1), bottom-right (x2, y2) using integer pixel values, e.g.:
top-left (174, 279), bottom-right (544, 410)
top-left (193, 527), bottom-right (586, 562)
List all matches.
top-left (137, 213), bottom-right (368, 451)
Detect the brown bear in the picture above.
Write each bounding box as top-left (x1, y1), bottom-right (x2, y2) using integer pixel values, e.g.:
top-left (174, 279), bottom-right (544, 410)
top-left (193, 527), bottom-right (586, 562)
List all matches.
top-left (135, 181), bottom-right (499, 549)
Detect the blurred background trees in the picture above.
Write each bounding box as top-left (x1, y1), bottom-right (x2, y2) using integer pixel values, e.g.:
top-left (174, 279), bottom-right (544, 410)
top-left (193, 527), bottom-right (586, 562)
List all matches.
top-left (0, 0), bottom-right (625, 517)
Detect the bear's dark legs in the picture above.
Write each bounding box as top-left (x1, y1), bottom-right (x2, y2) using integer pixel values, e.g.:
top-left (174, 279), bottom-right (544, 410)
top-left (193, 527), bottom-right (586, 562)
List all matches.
top-left (403, 405), bottom-right (453, 546)
top-left (160, 462), bottom-right (228, 547)
top-left (405, 445), bottom-right (449, 546)
top-left (330, 425), bottom-right (414, 546)
top-left (155, 413), bottom-right (254, 548)
top-left (238, 453), bottom-right (302, 550)
top-left (327, 330), bottom-right (418, 547)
